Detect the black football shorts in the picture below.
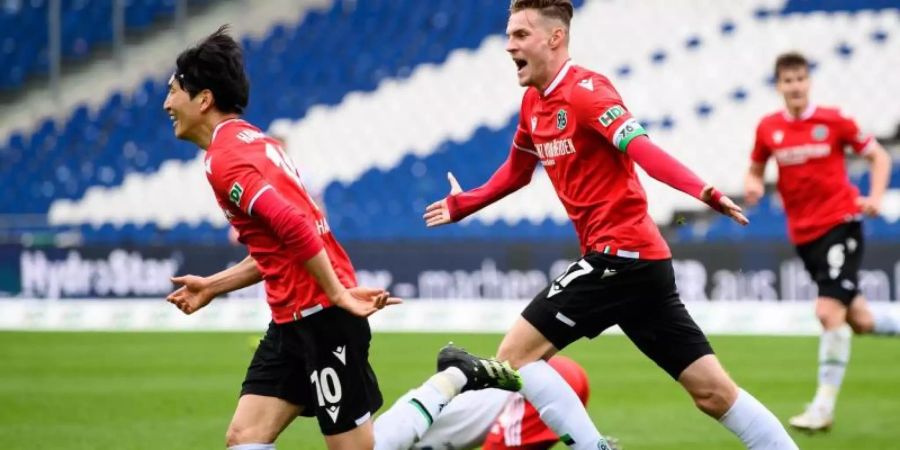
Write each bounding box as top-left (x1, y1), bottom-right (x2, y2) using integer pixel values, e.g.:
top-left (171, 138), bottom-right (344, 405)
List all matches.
top-left (795, 221), bottom-right (864, 306)
top-left (522, 252), bottom-right (713, 379)
top-left (241, 306), bottom-right (383, 435)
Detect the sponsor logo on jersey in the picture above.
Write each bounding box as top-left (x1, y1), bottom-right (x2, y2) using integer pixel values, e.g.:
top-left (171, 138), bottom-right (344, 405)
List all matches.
top-left (556, 109), bottom-right (568, 130)
top-left (599, 105), bottom-right (625, 128)
top-left (531, 116), bottom-right (538, 132)
top-left (812, 124), bottom-right (829, 141)
top-left (535, 138), bottom-right (577, 162)
top-left (612, 118), bottom-right (647, 152)
top-left (772, 144), bottom-right (830, 166)
top-left (236, 129), bottom-right (266, 144)
top-left (229, 182), bottom-right (244, 206)
top-left (578, 78), bottom-right (594, 91)
top-left (773, 130), bottom-right (784, 145)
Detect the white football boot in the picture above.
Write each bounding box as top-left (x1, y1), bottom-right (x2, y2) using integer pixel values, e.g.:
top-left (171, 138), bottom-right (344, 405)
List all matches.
top-left (788, 404), bottom-right (833, 431)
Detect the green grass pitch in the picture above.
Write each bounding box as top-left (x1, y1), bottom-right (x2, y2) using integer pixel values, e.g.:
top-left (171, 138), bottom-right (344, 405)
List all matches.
top-left (1, 331), bottom-right (898, 449)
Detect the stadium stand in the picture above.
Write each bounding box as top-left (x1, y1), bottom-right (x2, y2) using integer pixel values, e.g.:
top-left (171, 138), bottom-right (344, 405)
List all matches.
top-left (1, 0), bottom-right (898, 245)
top-left (0, 0), bottom-right (217, 90)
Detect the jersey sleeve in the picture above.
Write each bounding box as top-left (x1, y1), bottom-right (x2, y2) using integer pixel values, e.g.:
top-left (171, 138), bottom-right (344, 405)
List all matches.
top-left (835, 111), bottom-right (875, 155)
top-left (571, 77), bottom-right (647, 152)
top-left (512, 120), bottom-right (536, 154)
top-left (206, 148), bottom-right (271, 216)
top-left (513, 92), bottom-right (537, 154)
top-left (750, 122), bottom-right (771, 164)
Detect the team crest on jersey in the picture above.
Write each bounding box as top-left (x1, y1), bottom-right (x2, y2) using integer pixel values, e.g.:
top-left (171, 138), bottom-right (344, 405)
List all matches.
top-left (812, 125), bottom-right (829, 141)
top-left (773, 130), bottom-right (784, 145)
top-left (599, 105), bottom-right (625, 128)
top-left (531, 116), bottom-right (538, 132)
top-left (556, 109), bottom-right (568, 130)
top-left (229, 182), bottom-right (244, 206)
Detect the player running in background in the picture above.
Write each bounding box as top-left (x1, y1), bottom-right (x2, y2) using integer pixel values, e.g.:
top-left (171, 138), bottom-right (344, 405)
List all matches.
top-left (423, 1), bottom-right (798, 449)
top-left (744, 51), bottom-right (897, 432)
top-left (163, 26), bottom-right (520, 450)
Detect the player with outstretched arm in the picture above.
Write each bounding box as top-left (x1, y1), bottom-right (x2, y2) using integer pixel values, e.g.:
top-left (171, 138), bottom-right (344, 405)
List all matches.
top-left (424, 1), bottom-right (798, 449)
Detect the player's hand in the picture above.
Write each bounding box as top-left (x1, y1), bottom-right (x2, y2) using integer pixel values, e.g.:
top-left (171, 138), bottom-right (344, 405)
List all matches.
top-left (856, 196), bottom-right (881, 217)
top-left (331, 287), bottom-right (402, 318)
top-left (423, 172), bottom-right (463, 227)
top-left (744, 175), bottom-right (764, 207)
top-left (701, 185), bottom-right (749, 226)
top-left (167, 275), bottom-right (216, 315)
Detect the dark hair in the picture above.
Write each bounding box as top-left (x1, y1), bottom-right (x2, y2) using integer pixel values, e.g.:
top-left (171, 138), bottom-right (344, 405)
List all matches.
top-left (174, 25), bottom-right (249, 114)
top-left (774, 51), bottom-right (809, 80)
top-left (509, 0), bottom-right (574, 29)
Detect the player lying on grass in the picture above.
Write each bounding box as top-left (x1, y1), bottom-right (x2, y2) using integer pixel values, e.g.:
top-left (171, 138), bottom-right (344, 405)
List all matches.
top-left (163, 25), bottom-right (520, 450)
top-left (374, 354), bottom-right (620, 450)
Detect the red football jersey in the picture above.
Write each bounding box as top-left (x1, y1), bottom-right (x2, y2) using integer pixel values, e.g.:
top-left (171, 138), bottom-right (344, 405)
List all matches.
top-left (515, 61), bottom-right (670, 259)
top-left (751, 105), bottom-right (873, 244)
top-left (204, 119), bottom-right (357, 323)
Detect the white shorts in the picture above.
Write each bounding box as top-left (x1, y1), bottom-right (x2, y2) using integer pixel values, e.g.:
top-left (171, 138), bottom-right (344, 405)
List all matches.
top-left (413, 389), bottom-right (514, 450)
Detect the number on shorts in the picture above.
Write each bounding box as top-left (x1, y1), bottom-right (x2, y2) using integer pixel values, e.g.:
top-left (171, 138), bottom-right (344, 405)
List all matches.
top-left (548, 259), bottom-right (593, 298)
top-left (826, 243), bottom-right (846, 280)
top-left (310, 367), bottom-right (342, 406)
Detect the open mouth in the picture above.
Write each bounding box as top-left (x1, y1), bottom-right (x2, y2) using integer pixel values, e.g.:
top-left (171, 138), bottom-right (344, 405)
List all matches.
top-left (169, 114), bottom-right (178, 129)
top-left (513, 58), bottom-right (527, 73)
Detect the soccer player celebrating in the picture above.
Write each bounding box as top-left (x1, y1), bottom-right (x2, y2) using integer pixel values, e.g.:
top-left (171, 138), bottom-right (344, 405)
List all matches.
top-left (745, 52), bottom-right (897, 432)
top-left (163, 26), bottom-right (520, 450)
top-left (423, 1), bottom-right (798, 449)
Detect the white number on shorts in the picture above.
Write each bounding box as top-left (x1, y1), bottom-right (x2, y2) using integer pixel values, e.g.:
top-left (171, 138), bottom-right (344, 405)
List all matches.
top-left (548, 259), bottom-right (594, 298)
top-left (826, 243), bottom-right (846, 280)
top-left (310, 367), bottom-right (343, 406)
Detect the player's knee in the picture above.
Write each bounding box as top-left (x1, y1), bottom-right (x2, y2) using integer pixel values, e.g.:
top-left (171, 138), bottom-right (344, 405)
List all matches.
top-left (815, 306), bottom-right (843, 329)
top-left (496, 342), bottom-right (526, 369)
top-left (848, 316), bottom-right (874, 334)
top-left (225, 421), bottom-right (274, 447)
top-left (689, 380), bottom-right (738, 418)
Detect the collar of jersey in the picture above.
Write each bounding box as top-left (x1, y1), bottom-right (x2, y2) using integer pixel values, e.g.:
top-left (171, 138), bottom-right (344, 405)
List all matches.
top-left (210, 118), bottom-right (244, 146)
top-left (542, 59), bottom-right (573, 97)
top-left (782, 103), bottom-right (817, 122)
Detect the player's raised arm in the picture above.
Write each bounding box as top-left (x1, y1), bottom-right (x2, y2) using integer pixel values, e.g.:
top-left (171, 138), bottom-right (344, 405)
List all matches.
top-left (167, 255), bottom-right (261, 314)
top-left (568, 80), bottom-right (747, 225)
top-left (423, 144), bottom-right (539, 227)
top-left (626, 136), bottom-right (748, 225)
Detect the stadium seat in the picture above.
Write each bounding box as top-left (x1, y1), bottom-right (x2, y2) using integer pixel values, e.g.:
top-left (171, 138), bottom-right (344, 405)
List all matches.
top-left (4, 0), bottom-right (898, 244)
